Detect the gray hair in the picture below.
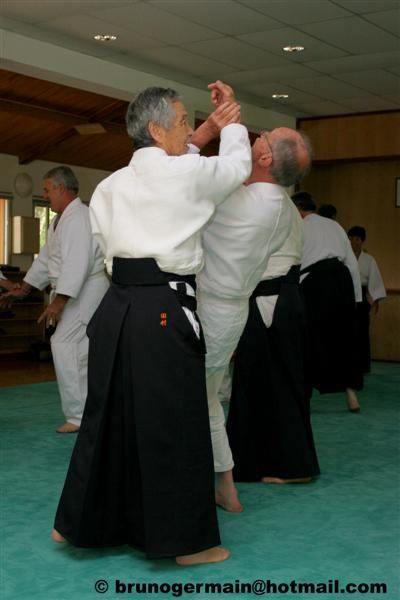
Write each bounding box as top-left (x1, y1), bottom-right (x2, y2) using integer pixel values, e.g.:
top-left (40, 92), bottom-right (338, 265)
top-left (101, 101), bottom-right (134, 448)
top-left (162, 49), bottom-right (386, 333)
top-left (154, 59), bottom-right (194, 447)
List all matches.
top-left (126, 87), bottom-right (181, 149)
top-left (43, 166), bottom-right (79, 195)
top-left (270, 132), bottom-right (312, 187)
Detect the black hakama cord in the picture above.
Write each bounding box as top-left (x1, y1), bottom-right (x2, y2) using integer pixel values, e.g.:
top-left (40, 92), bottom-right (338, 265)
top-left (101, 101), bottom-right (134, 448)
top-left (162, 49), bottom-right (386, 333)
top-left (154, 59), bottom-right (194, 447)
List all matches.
top-left (54, 258), bottom-right (220, 559)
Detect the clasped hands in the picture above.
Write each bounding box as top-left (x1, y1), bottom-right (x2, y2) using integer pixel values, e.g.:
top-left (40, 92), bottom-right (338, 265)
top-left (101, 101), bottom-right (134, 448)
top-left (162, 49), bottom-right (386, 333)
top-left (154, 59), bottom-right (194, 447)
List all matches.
top-left (207, 80), bottom-right (241, 134)
top-left (190, 80), bottom-right (241, 149)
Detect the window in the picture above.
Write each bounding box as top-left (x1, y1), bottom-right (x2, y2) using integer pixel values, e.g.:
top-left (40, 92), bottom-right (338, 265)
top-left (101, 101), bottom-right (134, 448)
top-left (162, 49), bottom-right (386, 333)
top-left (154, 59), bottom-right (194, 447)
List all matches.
top-left (0, 196), bottom-right (11, 264)
top-left (33, 199), bottom-right (57, 249)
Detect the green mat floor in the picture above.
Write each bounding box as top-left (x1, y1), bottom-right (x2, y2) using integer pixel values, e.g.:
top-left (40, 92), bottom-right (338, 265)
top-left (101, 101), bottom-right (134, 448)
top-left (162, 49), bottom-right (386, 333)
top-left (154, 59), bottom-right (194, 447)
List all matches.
top-left (1, 362), bottom-right (399, 599)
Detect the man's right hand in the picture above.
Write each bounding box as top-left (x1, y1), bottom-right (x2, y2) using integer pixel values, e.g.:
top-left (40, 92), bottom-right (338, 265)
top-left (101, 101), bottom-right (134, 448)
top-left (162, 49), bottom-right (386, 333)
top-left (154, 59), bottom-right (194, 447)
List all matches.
top-left (208, 80), bottom-right (236, 107)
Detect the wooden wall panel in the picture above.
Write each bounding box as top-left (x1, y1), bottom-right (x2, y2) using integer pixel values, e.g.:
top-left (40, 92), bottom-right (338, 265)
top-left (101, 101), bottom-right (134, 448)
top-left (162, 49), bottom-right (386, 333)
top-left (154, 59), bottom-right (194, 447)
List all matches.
top-left (299, 112), bottom-right (400, 161)
top-left (370, 292), bottom-right (400, 362)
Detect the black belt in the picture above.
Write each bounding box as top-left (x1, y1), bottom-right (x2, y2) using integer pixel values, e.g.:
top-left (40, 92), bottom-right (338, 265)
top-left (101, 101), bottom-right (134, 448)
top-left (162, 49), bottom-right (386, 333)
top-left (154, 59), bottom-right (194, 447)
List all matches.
top-left (300, 257), bottom-right (341, 276)
top-left (111, 257), bottom-right (197, 311)
top-left (251, 265), bottom-right (300, 298)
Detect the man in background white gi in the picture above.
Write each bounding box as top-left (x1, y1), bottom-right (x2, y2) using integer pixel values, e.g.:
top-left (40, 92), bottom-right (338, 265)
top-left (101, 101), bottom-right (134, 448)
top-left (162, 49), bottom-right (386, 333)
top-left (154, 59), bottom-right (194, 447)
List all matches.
top-left (348, 225), bottom-right (386, 373)
top-left (292, 192), bottom-right (362, 411)
top-left (3, 167), bottom-right (109, 432)
top-left (191, 83), bottom-right (312, 512)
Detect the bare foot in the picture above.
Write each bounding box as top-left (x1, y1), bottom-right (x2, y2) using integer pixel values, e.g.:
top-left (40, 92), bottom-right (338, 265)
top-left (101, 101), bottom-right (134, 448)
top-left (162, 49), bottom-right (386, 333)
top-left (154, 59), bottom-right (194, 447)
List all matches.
top-left (346, 388), bottom-right (361, 412)
top-left (215, 470), bottom-right (243, 512)
top-left (215, 490), bottom-right (243, 512)
top-left (261, 476), bottom-right (312, 484)
top-left (176, 546), bottom-right (230, 566)
top-left (56, 422), bottom-right (80, 433)
top-left (51, 529), bottom-right (67, 543)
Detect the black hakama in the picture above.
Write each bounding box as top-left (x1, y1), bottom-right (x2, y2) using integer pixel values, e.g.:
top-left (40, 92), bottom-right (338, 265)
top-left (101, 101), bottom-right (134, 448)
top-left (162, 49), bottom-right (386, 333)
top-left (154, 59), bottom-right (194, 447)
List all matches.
top-left (227, 266), bottom-right (320, 482)
top-left (300, 257), bottom-right (363, 394)
top-left (356, 286), bottom-right (372, 373)
top-left (54, 258), bottom-right (220, 559)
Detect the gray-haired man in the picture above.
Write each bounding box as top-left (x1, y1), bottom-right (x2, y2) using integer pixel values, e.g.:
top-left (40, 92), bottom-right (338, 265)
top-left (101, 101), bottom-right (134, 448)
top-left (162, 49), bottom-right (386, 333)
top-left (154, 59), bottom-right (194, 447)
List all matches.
top-left (4, 166), bottom-right (109, 432)
top-left (51, 84), bottom-right (251, 565)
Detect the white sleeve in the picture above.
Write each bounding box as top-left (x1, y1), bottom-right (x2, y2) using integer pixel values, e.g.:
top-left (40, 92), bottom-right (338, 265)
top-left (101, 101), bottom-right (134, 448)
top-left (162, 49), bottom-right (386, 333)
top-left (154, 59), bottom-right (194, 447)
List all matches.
top-left (367, 256), bottom-right (386, 301)
top-left (24, 243), bottom-right (50, 290)
top-left (89, 194), bottom-right (108, 259)
top-left (170, 123), bottom-right (252, 207)
top-left (0, 269), bottom-right (6, 280)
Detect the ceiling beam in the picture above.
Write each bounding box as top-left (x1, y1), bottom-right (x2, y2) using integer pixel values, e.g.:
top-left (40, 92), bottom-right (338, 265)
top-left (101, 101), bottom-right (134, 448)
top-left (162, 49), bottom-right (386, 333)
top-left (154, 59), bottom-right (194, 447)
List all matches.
top-left (0, 98), bottom-right (126, 135)
top-left (19, 130), bottom-right (77, 165)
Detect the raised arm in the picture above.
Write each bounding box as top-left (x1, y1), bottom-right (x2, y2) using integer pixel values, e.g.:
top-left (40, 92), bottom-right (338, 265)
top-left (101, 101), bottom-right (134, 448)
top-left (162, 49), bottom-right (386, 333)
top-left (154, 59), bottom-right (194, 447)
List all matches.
top-left (191, 101), bottom-right (241, 150)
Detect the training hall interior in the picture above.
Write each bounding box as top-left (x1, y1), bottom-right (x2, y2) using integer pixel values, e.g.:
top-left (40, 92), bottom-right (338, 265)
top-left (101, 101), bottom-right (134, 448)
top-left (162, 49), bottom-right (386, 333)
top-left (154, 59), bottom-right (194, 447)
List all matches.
top-left (1, 1), bottom-right (399, 599)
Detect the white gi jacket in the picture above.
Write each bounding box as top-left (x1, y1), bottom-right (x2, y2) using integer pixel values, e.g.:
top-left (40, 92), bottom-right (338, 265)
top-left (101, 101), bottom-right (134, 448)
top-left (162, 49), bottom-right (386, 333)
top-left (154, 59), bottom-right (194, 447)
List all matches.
top-left (24, 198), bottom-right (108, 324)
top-left (358, 250), bottom-right (386, 302)
top-left (198, 181), bottom-right (293, 372)
top-left (199, 182), bottom-right (292, 299)
top-left (301, 213), bottom-right (362, 302)
top-left (257, 201), bottom-right (304, 328)
top-left (89, 123), bottom-right (251, 276)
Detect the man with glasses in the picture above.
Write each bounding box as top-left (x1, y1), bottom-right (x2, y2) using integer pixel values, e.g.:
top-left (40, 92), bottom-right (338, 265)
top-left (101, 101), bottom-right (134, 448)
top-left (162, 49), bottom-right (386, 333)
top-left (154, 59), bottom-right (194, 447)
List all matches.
top-left (195, 83), bottom-right (312, 512)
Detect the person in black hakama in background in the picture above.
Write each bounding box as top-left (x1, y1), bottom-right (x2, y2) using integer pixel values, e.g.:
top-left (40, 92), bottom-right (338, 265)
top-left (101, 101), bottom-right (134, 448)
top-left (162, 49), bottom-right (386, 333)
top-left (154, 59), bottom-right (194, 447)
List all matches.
top-left (348, 226), bottom-right (386, 374)
top-left (227, 201), bottom-right (320, 484)
top-left (292, 192), bottom-right (363, 412)
top-left (51, 83), bottom-right (252, 566)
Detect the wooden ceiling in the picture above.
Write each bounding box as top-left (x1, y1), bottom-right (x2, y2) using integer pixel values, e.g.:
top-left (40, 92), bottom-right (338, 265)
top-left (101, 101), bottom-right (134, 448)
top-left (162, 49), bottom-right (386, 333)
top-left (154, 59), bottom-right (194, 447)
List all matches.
top-left (0, 69), bottom-right (133, 172)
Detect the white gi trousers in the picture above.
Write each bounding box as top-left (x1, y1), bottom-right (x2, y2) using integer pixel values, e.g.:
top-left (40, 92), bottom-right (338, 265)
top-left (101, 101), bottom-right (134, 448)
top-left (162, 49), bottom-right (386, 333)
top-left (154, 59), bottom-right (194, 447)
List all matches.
top-left (197, 290), bottom-right (249, 472)
top-left (49, 276), bottom-right (109, 426)
top-left (51, 300), bottom-right (88, 427)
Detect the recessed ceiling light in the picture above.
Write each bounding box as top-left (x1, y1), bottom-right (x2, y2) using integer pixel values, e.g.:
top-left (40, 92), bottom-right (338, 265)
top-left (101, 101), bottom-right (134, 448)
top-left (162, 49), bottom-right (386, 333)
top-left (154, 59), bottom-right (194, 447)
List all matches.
top-left (272, 94), bottom-right (289, 99)
top-left (93, 34), bottom-right (117, 42)
top-left (283, 45), bottom-right (305, 53)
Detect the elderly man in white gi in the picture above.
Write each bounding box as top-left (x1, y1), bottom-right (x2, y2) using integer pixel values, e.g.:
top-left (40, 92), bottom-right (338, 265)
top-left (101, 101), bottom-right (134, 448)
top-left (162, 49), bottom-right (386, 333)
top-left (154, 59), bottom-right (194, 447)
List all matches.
top-left (4, 167), bottom-right (109, 432)
top-left (191, 83), bottom-right (313, 512)
top-left (51, 85), bottom-right (252, 566)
